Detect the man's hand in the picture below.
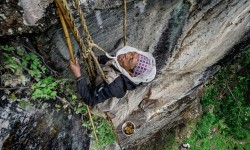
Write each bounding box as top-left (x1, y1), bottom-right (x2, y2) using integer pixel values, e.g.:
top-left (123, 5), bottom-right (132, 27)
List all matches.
top-left (69, 59), bottom-right (81, 78)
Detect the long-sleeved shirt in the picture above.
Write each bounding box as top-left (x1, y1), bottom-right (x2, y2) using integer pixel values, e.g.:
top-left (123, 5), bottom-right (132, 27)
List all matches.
top-left (76, 55), bottom-right (140, 106)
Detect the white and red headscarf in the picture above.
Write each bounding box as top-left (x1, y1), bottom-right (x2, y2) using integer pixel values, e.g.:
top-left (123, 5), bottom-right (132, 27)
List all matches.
top-left (132, 54), bottom-right (150, 77)
top-left (106, 46), bottom-right (156, 84)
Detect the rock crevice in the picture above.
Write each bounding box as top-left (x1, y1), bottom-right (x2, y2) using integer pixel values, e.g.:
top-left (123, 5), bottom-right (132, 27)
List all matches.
top-left (0, 0), bottom-right (250, 149)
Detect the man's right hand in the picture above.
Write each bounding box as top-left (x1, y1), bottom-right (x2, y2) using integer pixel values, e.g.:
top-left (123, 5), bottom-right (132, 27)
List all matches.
top-left (69, 59), bottom-right (81, 78)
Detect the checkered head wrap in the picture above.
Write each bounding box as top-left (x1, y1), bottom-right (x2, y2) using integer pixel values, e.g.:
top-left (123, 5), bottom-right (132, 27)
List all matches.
top-left (132, 54), bottom-right (150, 77)
top-left (109, 46), bottom-right (156, 84)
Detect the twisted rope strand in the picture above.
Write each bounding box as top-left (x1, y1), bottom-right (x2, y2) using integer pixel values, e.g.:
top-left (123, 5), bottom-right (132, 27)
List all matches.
top-left (56, 0), bottom-right (93, 77)
top-left (60, 0), bottom-right (88, 57)
top-left (55, 0), bottom-right (98, 145)
top-left (55, 0), bottom-right (126, 149)
top-left (123, 0), bottom-right (127, 46)
top-left (74, 0), bottom-right (93, 44)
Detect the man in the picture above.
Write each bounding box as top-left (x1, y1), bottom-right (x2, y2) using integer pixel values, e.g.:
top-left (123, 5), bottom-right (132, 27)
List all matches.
top-left (70, 46), bottom-right (156, 111)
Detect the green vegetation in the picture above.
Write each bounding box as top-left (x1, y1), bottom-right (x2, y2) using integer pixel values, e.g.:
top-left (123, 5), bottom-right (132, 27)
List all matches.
top-left (1, 44), bottom-right (56, 100)
top-left (95, 120), bottom-right (116, 148)
top-left (4, 43), bottom-right (248, 149)
top-left (165, 46), bottom-right (250, 150)
top-left (90, 116), bottom-right (116, 149)
top-left (0, 44), bottom-right (115, 148)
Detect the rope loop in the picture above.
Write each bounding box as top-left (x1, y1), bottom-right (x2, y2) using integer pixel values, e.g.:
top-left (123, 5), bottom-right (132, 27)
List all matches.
top-left (55, 0), bottom-right (125, 149)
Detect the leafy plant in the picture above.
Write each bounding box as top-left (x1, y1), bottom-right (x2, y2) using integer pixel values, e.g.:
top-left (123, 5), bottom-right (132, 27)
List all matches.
top-left (22, 52), bottom-right (46, 81)
top-left (90, 115), bottom-right (116, 149)
top-left (31, 77), bottom-right (58, 99)
top-left (1, 44), bottom-right (115, 148)
top-left (0, 44), bottom-right (15, 53)
top-left (202, 70), bottom-right (249, 139)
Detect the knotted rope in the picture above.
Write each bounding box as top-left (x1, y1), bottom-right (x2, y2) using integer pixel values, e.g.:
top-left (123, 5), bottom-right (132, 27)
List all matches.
top-left (123, 0), bottom-right (127, 46)
top-left (55, 0), bottom-right (129, 149)
top-left (55, 0), bottom-right (99, 145)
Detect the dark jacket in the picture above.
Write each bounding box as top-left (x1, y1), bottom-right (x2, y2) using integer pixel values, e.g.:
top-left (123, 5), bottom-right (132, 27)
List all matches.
top-left (76, 55), bottom-right (139, 106)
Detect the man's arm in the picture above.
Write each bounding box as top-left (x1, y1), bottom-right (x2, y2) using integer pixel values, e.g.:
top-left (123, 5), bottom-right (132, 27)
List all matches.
top-left (76, 76), bottom-right (126, 106)
top-left (69, 56), bottom-right (110, 78)
top-left (69, 58), bottom-right (126, 106)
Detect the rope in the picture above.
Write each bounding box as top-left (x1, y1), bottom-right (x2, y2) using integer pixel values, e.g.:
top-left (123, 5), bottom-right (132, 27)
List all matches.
top-left (86, 105), bottom-right (99, 144)
top-left (62, 0), bottom-right (87, 56)
top-left (55, 0), bottom-right (99, 145)
top-left (123, 0), bottom-right (127, 46)
top-left (73, 0), bottom-right (93, 44)
top-left (55, 0), bottom-right (93, 78)
top-left (55, 0), bottom-right (125, 149)
top-left (73, 0), bottom-right (106, 80)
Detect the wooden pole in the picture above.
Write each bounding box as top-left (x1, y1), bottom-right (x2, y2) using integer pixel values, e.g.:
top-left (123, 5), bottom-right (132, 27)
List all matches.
top-left (55, 1), bottom-right (99, 146)
top-left (56, 2), bottom-right (76, 64)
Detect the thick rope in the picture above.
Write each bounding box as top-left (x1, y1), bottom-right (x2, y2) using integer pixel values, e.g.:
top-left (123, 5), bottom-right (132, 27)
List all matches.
top-left (58, 0), bottom-right (98, 81)
top-left (56, 0), bottom-right (124, 149)
top-left (55, 0), bottom-right (99, 145)
top-left (55, 0), bottom-right (98, 94)
top-left (123, 0), bottom-right (127, 46)
top-left (62, 0), bottom-right (87, 56)
top-left (55, 0), bottom-right (93, 78)
top-left (72, 1), bottom-right (122, 148)
top-left (73, 0), bottom-right (93, 44)
top-left (73, 0), bottom-right (106, 80)
top-left (60, 0), bottom-right (90, 60)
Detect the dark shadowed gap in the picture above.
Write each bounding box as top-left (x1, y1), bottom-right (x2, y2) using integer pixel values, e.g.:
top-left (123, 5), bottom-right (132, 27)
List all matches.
top-left (153, 1), bottom-right (190, 70)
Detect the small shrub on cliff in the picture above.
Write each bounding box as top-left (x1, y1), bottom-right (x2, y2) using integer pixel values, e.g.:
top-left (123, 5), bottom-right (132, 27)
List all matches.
top-left (1, 44), bottom-right (115, 148)
top-left (0, 44), bottom-right (58, 100)
top-left (90, 115), bottom-right (116, 149)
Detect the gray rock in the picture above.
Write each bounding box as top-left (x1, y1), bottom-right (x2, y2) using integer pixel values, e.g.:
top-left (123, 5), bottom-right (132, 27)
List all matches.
top-left (0, 102), bottom-right (89, 149)
top-left (0, 0), bottom-right (57, 36)
top-left (1, 0), bottom-right (250, 149)
top-left (20, 0), bottom-right (54, 26)
top-left (40, 0), bottom-right (249, 148)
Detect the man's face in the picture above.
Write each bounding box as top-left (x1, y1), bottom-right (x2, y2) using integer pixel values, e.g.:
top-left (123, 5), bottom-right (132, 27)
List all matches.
top-left (117, 52), bottom-right (139, 75)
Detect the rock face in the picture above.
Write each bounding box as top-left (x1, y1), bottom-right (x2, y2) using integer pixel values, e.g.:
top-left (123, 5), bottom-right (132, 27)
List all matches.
top-left (0, 0), bottom-right (56, 36)
top-left (0, 95), bottom-right (89, 149)
top-left (1, 0), bottom-right (250, 149)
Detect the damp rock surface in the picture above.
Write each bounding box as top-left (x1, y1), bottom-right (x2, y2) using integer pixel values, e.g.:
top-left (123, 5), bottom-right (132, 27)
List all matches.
top-left (0, 99), bottom-right (89, 150)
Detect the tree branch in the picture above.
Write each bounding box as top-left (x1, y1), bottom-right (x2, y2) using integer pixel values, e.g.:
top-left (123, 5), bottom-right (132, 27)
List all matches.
top-left (226, 83), bottom-right (237, 101)
top-left (56, 95), bottom-right (74, 109)
top-left (11, 39), bottom-right (59, 76)
top-left (0, 87), bottom-right (29, 90)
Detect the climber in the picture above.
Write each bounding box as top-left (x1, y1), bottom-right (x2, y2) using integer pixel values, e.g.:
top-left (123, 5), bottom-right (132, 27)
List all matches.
top-left (69, 46), bottom-right (156, 108)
